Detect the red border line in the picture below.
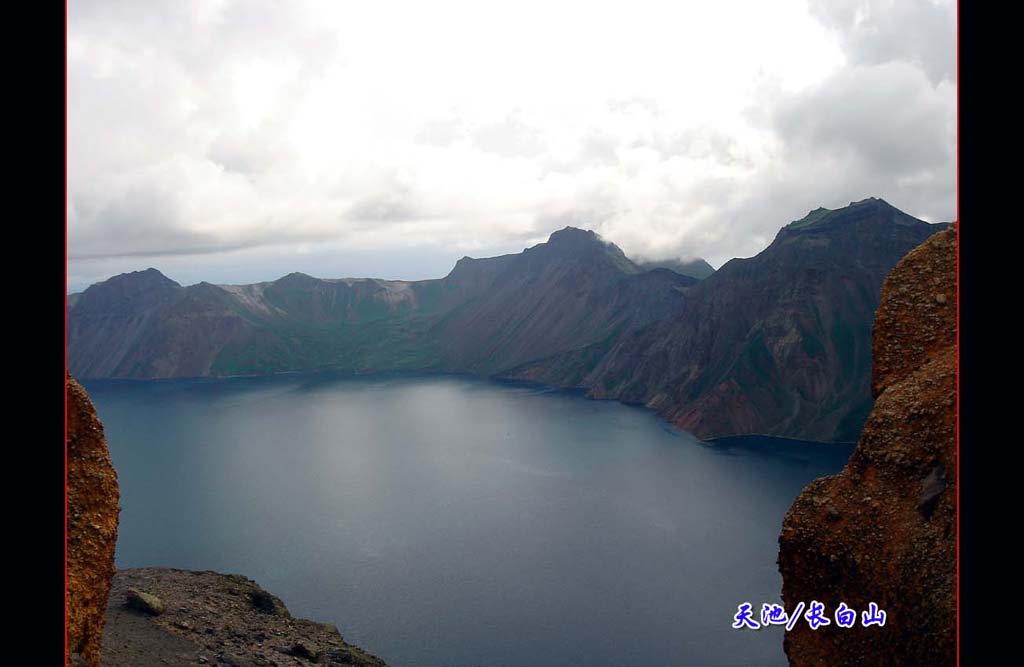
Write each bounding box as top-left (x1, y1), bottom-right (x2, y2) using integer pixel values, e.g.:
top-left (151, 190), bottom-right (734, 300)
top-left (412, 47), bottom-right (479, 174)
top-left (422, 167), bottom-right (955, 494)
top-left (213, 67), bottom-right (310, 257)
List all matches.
top-left (954, 0), bottom-right (960, 664)
top-left (64, 0), bottom-right (70, 664)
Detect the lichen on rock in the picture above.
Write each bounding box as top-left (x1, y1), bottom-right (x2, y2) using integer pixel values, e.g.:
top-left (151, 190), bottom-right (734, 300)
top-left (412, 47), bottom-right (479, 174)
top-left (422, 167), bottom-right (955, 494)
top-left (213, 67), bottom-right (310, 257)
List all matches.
top-left (125, 589), bottom-right (164, 616)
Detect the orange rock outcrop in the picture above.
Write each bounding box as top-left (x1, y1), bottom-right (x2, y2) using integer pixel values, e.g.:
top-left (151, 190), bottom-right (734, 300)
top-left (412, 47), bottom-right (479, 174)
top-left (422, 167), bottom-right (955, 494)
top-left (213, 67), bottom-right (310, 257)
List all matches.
top-left (778, 224), bottom-right (957, 665)
top-left (67, 374), bottom-right (120, 666)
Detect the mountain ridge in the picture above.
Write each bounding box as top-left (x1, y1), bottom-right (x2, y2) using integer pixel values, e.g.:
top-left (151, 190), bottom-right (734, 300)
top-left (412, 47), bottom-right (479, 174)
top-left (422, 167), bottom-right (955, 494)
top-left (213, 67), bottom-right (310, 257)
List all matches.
top-left (68, 199), bottom-right (947, 442)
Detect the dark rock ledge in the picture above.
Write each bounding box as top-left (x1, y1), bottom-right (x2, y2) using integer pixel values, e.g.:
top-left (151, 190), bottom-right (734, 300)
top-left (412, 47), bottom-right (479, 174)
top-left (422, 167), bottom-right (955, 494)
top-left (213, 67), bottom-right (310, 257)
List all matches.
top-left (99, 568), bottom-right (387, 667)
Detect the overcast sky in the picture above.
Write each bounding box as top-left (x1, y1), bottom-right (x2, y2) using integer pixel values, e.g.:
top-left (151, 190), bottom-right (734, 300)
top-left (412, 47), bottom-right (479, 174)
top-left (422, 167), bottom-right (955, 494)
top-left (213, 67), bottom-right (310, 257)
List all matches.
top-left (68, 0), bottom-right (956, 292)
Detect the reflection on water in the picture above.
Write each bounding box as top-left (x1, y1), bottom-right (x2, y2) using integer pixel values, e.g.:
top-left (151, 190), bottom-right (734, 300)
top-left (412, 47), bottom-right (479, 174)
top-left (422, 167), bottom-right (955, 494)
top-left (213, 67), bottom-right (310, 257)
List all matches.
top-left (85, 372), bottom-right (853, 667)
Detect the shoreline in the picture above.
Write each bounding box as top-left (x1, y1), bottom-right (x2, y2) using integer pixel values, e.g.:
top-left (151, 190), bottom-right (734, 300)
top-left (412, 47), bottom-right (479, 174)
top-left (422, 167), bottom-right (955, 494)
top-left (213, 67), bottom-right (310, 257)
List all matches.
top-left (80, 368), bottom-right (853, 446)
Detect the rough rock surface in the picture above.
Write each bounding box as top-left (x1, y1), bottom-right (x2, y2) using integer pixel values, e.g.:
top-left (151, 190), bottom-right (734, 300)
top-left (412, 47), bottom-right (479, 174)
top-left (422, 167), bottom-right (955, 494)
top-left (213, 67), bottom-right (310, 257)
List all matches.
top-left (778, 224), bottom-right (956, 665)
top-left (126, 588), bottom-right (165, 616)
top-left (102, 569), bottom-right (388, 666)
top-left (68, 373), bottom-right (121, 667)
top-left (506, 199), bottom-right (945, 442)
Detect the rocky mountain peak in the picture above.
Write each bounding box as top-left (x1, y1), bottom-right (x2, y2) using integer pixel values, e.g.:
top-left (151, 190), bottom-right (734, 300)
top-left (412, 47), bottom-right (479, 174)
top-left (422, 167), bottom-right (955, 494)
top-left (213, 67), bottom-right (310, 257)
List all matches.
top-left (637, 257), bottom-right (716, 280)
top-left (783, 197), bottom-right (908, 233)
top-left (97, 268), bottom-right (180, 292)
top-left (532, 226), bottom-right (638, 274)
top-left (74, 268), bottom-right (182, 315)
top-left (546, 226), bottom-right (602, 245)
top-left (274, 271), bottom-right (321, 287)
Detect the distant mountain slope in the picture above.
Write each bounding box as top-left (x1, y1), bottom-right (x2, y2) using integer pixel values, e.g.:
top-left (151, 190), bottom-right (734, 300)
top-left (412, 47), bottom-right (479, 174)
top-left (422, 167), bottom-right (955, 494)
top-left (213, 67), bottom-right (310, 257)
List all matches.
top-left (68, 228), bottom-right (696, 380)
top-left (637, 257), bottom-right (715, 280)
top-left (67, 198), bottom-right (944, 441)
top-left (432, 228), bottom-right (695, 373)
top-left (504, 198), bottom-right (945, 442)
top-left (68, 269), bottom-right (186, 378)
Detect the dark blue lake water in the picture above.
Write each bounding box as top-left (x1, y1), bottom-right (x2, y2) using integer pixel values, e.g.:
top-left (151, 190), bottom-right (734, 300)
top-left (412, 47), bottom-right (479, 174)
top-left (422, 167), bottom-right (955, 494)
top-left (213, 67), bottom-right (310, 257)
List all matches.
top-left (83, 373), bottom-right (853, 667)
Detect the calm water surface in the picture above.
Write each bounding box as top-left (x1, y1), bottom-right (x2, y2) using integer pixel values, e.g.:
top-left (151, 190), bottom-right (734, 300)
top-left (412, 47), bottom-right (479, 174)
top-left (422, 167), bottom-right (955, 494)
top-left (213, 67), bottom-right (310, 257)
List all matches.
top-left (84, 373), bottom-right (853, 667)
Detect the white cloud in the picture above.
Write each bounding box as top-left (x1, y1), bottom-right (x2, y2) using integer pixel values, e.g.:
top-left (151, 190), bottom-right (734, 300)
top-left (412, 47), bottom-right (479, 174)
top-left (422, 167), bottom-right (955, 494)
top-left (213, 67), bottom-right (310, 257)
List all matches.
top-left (808, 0), bottom-right (956, 84)
top-left (67, 0), bottom-right (955, 290)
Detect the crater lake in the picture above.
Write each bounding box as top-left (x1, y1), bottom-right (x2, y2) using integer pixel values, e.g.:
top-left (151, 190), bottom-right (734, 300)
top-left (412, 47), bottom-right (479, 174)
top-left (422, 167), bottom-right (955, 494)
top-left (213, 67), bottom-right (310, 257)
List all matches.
top-left (84, 372), bottom-right (854, 667)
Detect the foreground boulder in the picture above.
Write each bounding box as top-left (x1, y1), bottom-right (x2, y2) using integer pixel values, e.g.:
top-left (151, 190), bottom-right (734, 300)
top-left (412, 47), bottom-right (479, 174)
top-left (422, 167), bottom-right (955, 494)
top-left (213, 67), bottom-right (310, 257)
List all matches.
top-left (125, 589), bottom-right (164, 616)
top-left (778, 224), bottom-right (956, 665)
top-left (67, 374), bottom-right (121, 666)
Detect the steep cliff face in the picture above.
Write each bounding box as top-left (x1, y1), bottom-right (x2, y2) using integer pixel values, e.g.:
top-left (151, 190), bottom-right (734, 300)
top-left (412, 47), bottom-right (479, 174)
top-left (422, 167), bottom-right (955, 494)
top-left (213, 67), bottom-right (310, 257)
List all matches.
top-left (67, 270), bottom-right (183, 378)
top-left (508, 199), bottom-right (944, 442)
top-left (777, 224), bottom-right (956, 665)
top-left (68, 199), bottom-right (945, 442)
top-left (433, 228), bottom-right (695, 374)
top-left (67, 374), bottom-right (121, 667)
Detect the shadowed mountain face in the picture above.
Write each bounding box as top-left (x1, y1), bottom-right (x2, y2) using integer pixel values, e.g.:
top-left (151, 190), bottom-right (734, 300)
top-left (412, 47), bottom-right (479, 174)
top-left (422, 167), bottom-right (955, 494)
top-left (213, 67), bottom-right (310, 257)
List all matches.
top-left (68, 227), bottom-right (694, 380)
top-left (503, 198), bottom-right (945, 442)
top-left (68, 198), bottom-right (944, 441)
top-left (637, 257), bottom-right (715, 280)
top-left (433, 228), bottom-right (695, 374)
